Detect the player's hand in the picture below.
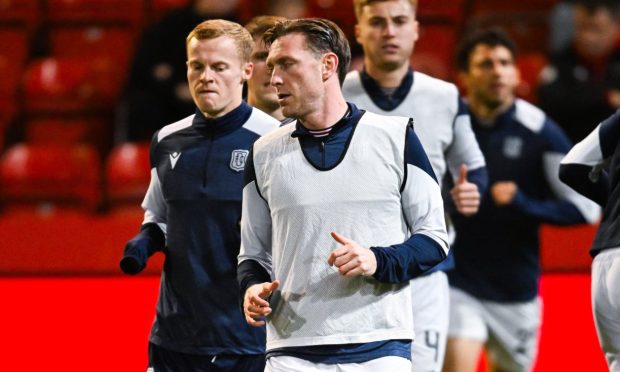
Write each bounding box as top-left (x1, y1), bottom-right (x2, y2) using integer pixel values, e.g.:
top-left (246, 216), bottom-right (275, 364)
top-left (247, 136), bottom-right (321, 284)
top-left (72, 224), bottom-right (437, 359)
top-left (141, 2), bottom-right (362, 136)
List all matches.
top-left (491, 181), bottom-right (518, 206)
top-left (119, 238), bottom-right (149, 275)
top-left (243, 280), bottom-right (280, 327)
top-left (328, 232), bottom-right (377, 277)
top-left (450, 164), bottom-right (480, 217)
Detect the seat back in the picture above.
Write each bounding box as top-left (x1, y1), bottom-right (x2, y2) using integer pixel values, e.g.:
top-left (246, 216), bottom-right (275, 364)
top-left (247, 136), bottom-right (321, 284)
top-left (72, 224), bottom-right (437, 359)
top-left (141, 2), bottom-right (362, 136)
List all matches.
top-left (106, 142), bottom-right (151, 206)
top-left (47, 0), bottom-right (144, 29)
top-left (0, 0), bottom-right (40, 31)
top-left (0, 143), bottom-right (102, 211)
top-left (22, 57), bottom-right (121, 113)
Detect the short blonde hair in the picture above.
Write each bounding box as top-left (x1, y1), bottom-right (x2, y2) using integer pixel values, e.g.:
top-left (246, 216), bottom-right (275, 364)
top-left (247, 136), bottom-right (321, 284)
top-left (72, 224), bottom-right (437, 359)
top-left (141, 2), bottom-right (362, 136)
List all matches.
top-left (186, 19), bottom-right (253, 62)
top-left (353, 0), bottom-right (417, 21)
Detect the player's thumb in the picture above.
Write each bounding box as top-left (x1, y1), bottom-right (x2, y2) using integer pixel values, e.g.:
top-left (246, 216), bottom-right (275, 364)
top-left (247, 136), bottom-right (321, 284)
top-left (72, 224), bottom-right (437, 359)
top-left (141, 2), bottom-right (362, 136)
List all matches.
top-left (265, 280), bottom-right (280, 294)
top-left (331, 231), bottom-right (350, 245)
top-left (457, 164), bottom-right (468, 184)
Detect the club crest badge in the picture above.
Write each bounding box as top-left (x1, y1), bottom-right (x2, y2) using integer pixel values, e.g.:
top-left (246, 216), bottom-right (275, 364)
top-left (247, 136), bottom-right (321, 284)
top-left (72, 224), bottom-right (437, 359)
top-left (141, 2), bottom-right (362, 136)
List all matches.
top-left (503, 136), bottom-right (523, 159)
top-left (230, 149), bottom-right (249, 172)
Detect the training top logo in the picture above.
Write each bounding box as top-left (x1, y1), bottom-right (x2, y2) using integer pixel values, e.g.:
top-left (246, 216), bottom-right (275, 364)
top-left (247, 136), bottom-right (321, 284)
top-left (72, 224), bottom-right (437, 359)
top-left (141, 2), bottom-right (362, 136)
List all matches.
top-left (169, 152), bottom-right (181, 169)
top-left (230, 149), bottom-right (249, 172)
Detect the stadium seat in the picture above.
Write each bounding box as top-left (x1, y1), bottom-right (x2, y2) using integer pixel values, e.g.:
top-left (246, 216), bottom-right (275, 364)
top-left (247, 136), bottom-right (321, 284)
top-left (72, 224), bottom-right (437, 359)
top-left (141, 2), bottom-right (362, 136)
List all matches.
top-left (0, 0), bottom-right (40, 31)
top-left (0, 27), bottom-right (29, 99)
top-left (0, 143), bottom-right (102, 211)
top-left (46, 0), bottom-right (144, 29)
top-left (24, 117), bottom-right (112, 151)
top-left (105, 142), bottom-right (151, 207)
top-left (21, 57), bottom-right (122, 113)
top-left (48, 25), bottom-right (135, 66)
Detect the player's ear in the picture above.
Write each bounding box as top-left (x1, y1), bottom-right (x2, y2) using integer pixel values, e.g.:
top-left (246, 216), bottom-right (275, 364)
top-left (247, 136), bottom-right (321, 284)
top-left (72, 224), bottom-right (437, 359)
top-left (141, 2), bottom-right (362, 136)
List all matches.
top-left (241, 61), bottom-right (253, 83)
top-left (322, 53), bottom-right (338, 82)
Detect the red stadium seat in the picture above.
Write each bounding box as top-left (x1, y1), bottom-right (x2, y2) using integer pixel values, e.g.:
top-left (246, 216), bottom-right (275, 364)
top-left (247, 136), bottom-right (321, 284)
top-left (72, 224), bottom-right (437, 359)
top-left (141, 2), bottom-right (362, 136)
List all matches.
top-left (0, 0), bottom-right (40, 31)
top-left (48, 25), bottom-right (135, 66)
top-left (24, 117), bottom-right (112, 151)
top-left (46, 0), bottom-right (144, 28)
top-left (0, 143), bottom-right (102, 211)
top-left (21, 57), bottom-right (123, 113)
top-left (0, 27), bottom-right (29, 99)
top-left (105, 142), bottom-right (151, 206)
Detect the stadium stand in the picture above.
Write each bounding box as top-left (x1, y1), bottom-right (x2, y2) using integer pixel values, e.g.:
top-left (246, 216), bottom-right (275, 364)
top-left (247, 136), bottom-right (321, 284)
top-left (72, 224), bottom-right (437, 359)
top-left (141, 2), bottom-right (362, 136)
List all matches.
top-left (0, 0), bottom-right (599, 276)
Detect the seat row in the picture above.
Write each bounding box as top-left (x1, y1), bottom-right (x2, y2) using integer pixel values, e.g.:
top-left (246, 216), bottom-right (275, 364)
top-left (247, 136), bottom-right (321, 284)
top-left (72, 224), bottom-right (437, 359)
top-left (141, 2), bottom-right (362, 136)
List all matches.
top-left (0, 142), bottom-right (150, 212)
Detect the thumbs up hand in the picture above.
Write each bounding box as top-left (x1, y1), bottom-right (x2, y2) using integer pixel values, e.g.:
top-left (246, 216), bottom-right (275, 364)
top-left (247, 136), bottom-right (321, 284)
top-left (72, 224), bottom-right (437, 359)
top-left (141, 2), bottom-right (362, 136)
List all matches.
top-left (327, 231), bottom-right (377, 278)
top-left (450, 164), bottom-right (480, 217)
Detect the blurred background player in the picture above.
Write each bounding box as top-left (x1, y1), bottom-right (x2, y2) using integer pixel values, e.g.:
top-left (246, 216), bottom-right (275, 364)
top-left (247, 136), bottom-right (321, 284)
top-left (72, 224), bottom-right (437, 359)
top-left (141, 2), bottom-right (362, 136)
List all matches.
top-left (342, 1), bottom-right (487, 370)
top-left (119, 19), bottom-right (279, 371)
top-left (116, 0), bottom-right (242, 142)
top-left (444, 28), bottom-right (600, 372)
top-left (559, 109), bottom-right (620, 372)
top-left (238, 18), bottom-right (449, 371)
top-left (245, 15), bottom-right (287, 121)
top-left (538, 0), bottom-right (620, 144)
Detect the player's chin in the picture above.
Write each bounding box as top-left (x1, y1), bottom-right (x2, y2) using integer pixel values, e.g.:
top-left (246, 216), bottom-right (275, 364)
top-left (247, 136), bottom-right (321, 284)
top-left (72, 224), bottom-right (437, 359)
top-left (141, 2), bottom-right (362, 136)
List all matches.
top-left (281, 106), bottom-right (296, 118)
top-left (378, 58), bottom-right (407, 71)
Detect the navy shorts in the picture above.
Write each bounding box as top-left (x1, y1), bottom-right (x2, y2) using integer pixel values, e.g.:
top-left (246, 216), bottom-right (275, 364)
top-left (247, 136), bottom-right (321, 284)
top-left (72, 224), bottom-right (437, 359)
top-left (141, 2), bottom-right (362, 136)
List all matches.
top-left (148, 342), bottom-right (265, 372)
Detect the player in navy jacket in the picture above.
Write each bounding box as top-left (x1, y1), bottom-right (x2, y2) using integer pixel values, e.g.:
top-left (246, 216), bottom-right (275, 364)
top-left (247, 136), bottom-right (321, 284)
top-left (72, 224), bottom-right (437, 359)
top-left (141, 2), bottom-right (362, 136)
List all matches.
top-left (119, 19), bottom-right (279, 371)
top-left (443, 29), bottom-right (600, 372)
top-left (559, 109), bottom-right (620, 371)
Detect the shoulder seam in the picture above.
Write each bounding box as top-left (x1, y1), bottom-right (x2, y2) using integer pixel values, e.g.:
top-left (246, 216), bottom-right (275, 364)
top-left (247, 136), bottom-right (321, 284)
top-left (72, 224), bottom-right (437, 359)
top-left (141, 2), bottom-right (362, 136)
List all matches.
top-left (157, 115), bottom-right (195, 142)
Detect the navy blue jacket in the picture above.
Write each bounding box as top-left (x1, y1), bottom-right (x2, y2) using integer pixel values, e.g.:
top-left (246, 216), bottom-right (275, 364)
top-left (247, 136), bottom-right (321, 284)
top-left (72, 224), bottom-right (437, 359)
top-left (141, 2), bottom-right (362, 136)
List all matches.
top-left (123, 102), bottom-right (278, 355)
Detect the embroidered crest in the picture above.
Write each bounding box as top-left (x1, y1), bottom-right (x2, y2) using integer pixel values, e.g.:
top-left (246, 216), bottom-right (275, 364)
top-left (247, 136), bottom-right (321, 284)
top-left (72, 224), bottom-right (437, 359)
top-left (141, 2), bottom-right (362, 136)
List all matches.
top-left (169, 152), bottom-right (181, 169)
top-left (230, 149), bottom-right (249, 172)
top-left (503, 136), bottom-right (522, 159)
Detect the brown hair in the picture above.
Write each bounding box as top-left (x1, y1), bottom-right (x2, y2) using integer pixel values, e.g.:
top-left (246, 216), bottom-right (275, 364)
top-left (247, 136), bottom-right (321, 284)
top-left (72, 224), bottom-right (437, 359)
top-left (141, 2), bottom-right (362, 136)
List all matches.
top-left (353, 0), bottom-right (417, 20)
top-left (262, 18), bottom-right (351, 85)
top-left (245, 15), bottom-right (287, 39)
top-left (455, 28), bottom-right (518, 72)
top-left (186, 19), bottom-right (253, 62)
